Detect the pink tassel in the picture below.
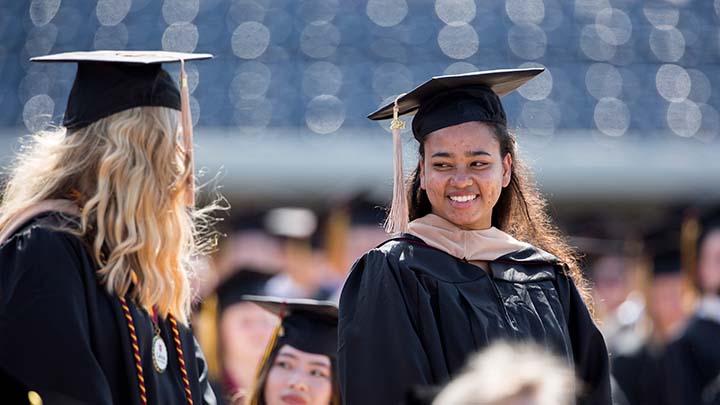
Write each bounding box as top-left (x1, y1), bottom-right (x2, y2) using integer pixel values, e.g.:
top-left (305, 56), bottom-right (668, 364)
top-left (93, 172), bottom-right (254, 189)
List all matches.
top-left (385, 98), bottom-right (408, 234)
top-left (179, 59), bottom-right (195, 208)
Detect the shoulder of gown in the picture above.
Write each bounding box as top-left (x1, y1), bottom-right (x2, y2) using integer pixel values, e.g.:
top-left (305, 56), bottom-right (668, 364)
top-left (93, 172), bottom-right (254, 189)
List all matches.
top-left (0, 213), bottom-right (114, 403)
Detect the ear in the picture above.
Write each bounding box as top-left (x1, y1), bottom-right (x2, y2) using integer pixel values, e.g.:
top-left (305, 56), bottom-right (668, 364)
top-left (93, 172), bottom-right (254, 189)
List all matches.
top-left (419, 158), bottom-right (426, 190)
top-left (501, 154), bottom-right (512, 188)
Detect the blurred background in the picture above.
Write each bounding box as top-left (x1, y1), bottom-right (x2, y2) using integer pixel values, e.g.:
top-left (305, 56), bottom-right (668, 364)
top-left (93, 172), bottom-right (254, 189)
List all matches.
top-left (2, 0), bottom-right (720, 403)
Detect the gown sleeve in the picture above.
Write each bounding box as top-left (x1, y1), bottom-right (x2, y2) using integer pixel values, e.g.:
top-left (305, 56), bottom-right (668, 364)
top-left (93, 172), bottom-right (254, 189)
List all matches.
top-left (338, 248), bottom-right (434, 405)
top-left (556, 270), bottom-right (612, 405)
top-left (0, 226), bottom-right (113, 404)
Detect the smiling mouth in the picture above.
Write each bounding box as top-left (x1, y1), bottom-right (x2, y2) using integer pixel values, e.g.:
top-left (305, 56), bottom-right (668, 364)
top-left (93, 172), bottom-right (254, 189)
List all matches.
top-left (448, 194), bottom-right (478, 203)
top-left (281, 394), bottom-right (308, 405)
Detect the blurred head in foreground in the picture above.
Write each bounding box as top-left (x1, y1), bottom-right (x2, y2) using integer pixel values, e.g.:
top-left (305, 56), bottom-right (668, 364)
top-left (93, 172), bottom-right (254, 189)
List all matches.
top-left (433, 342), bottom-right (576, 405)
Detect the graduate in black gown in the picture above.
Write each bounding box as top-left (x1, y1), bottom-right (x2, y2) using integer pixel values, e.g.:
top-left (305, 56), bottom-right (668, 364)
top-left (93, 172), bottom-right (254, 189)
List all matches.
top-left (0, 51), bottom-right (218, 404)
top-left (242, 296), bottom-right (341, 405)
top-left (338, 69), bottom-right (611, 405)
top-left (665, 212), bottom-right (720, 405)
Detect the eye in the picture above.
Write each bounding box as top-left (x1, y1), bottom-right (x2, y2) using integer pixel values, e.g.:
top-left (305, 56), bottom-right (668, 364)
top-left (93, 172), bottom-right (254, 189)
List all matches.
top-left (310, 368), bottom-right (330, 379)
top-left (432, 162), bottom-right (452, 169)
top-left (274, 360), bottom-right (292, 370)
top-left (470, 161), bottom-right (489, 168)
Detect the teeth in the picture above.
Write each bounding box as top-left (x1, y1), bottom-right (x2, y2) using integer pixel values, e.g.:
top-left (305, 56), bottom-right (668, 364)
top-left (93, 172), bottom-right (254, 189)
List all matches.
top-left (449, 195), bottom-right (477, 202)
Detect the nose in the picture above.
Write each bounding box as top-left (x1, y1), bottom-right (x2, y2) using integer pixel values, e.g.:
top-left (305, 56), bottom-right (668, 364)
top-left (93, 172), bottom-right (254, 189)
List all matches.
top-left (288, 372), bottom-right (310, 392)
top-left (450, 170), bottom-right (473, 188)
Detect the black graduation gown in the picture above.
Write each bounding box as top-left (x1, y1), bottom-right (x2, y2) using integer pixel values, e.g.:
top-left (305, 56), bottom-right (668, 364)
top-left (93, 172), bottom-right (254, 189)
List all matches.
top-left (338, 235), bottom-right (611, 405)
top-left (664, 316), bottom-right (720, 405)
top-left (0, 213), bottom-right (216, 405)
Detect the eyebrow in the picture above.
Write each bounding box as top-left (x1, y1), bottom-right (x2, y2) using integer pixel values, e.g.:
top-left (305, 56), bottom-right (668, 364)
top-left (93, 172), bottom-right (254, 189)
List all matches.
top-left (430, 150), bottom-right (492, 158)
top-left (278, 352), bottom-right (331, 368)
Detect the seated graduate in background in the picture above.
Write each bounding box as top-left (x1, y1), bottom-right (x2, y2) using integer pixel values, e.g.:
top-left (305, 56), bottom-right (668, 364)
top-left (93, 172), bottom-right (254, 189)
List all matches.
top-left (665, 211), bottom-right (720, 405)
top-left (338, 69), bottom-right (611, 405)
top-left (243, 296), bottom-right (340, 405)
top-left (0, 50), bottom-right (219, 404)
top-left (211, 269), bottom-right (278, 405)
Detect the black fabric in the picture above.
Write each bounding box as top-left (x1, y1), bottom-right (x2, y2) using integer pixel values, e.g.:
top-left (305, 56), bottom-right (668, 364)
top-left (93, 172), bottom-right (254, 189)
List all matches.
top-left (278, 310), bottom-right (337, 359)
top-left (411, 86), bottom-right (506, 141)
top-left (63, 62), bottom-right (181, 130)
top-left (0, 213), bottom-right (215, 405)
top-left (611, 342), bottom-right (669, 405)
top-left (338, 234), bottom-right (611, 405)
top-left (664, 316), bottom-right (720, 405)
top-left (216, 270), bottom-right (272, 313)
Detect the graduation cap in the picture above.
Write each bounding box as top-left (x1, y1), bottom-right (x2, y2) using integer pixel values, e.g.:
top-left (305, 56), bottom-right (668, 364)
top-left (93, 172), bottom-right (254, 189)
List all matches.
top-left (243, 295), bottom-right (338, 362)
top-left (216, 270), bottom-right (273, 313)
top-left (366, 68), bottom-right (544, 234)
top-left (32, 50), bottom-right (213, 207)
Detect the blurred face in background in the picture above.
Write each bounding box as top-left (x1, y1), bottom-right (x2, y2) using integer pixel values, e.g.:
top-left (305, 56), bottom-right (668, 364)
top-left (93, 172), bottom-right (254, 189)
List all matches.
top-left (698, 229), bottom-right (720, 295)
top-left (648, 273), bottom-right (687, 340)
top-left (420, 121), bottom-right (512, 230)
top-left (221, 302), bottom-right (278, 384)
top-left (591, 256), bottom-right (629, 316)
top-left (264, 345), bottom-right (333, 405)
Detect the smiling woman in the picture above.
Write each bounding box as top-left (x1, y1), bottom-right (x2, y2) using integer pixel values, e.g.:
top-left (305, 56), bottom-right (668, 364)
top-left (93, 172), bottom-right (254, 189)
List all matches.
top-left (338, 69), bottom-right (612, 405)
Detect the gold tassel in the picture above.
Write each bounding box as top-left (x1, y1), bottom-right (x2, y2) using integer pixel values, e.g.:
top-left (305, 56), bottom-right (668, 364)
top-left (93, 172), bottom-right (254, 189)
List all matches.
top-left (179, 59), bottom-right (195, 208)
top-left (247, 302), bottom-right (286, 405)
top-left (385, 96), bottom-right (408, 234)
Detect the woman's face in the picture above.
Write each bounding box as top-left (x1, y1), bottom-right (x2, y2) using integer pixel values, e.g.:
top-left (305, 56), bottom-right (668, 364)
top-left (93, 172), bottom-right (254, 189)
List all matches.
top-left (221, 302), bottom-right (278, 370)
top-left (420, 121), bottom-right (512, 230)
top-left (699, 230), bottom-right (720, 294)
top-left (264, 344), bottom-right (333, 405)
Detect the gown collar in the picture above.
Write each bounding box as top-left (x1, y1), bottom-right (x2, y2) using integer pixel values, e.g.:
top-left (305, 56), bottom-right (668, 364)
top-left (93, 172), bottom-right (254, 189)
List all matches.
top-left (0, 199), bottom-right (80, 246)
top-left (406, 213), bottom-right (532, 262)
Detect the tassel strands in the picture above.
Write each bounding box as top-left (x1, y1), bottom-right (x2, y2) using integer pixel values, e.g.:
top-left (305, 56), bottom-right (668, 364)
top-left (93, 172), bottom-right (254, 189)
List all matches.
top-left (179, 59), bottom-right (195, 208)
top-left (120, 296), bottom-right (193, 405)
top-left (385, 96), bottom-right (409, 234)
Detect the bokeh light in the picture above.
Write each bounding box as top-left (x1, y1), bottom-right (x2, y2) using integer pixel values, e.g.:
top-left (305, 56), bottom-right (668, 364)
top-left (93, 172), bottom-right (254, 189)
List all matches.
top-left (517, 62), bottom-right (552, 101)
top-left (29, 0), bottom-right (61, 27)
top-left (23, 94), bottom-right (54, 133)
top-left (667, 100), bottom-right (701, 138)
top-left (162, 22), bottom-right (199, 53)
top-left (306, 95), bottom-right (346, 135)
top-left (96, 0), bottom-right (131, 26)
top-left (438, 23), bottom-right (479, 60)
top-left (232, 21), bottom-right (271, 59)
top-left (367, 0), bottom-right (408, 27)
top-left (585, 63), bottom-right (622, 100)
top-left (594, 97), bottom-right (630, 137)
top-left (162, 0), bottom-right (199, 24)
top-left (656, 64), bottom-right (691, 102)
top-left (505, 0), bottom-right (544, 25)
top-left (436, 0), bottom-right (476, 25)
top-left (508, 24), bottom-right (546, 60)
top-left (300, 22), bottom-right (341, 59)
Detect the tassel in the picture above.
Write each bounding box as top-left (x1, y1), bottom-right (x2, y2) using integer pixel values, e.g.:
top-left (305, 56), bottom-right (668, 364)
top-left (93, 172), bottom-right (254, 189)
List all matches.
top-left (249, 301), bottom-right (287, 405)
top-left (385, 96), bottom-right (408, 234)
top-left (179, 59), bottom-right (195, 208)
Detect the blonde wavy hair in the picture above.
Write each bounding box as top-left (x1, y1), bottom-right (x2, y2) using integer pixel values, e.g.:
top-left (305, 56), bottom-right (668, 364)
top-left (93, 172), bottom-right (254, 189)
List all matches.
top-left (0, 106), bottom-right (220, 323)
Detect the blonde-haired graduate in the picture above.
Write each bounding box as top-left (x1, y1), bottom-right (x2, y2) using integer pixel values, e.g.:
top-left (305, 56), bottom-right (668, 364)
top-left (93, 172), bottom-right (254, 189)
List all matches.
top-left (0, 51), bottom-right (219, 405)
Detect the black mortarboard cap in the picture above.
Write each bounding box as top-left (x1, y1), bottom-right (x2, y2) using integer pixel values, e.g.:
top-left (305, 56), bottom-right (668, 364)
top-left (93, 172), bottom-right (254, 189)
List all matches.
top-left (31, 50), bottom-right (212, 130)
top-left (643, 219), bottom-right (683, 276)
top-left (216, 270), bottom-right (273, 313)
top-left (367, 68), bottom-right (544, 140)
top-left (243, 295), bottom-right (338, 359)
